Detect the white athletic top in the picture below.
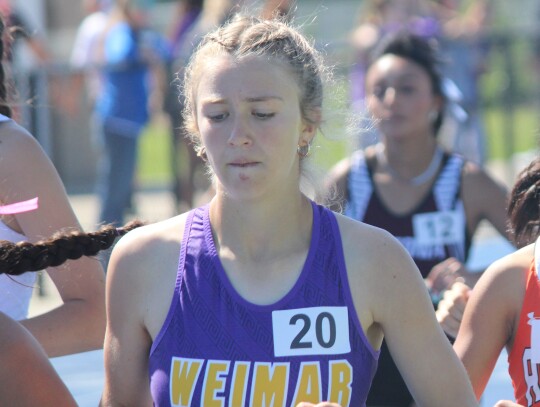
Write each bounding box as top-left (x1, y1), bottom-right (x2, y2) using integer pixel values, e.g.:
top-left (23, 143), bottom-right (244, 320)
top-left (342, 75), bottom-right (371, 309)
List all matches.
top-left (0, 113), bottom-right (37, 320)
top-left (0, 220), bottom-right (36, 320)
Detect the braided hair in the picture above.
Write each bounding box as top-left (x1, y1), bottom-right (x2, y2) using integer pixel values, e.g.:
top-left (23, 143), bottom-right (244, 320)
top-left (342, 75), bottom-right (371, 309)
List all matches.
top-left (0, 220), bottom-right (145, 275)
top-left (507, 157), bottom-right (540, 248)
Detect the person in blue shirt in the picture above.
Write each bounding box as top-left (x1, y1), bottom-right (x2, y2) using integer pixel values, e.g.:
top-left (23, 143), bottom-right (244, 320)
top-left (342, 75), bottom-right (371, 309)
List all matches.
top-left (94, 0), bottom-right (167, 227)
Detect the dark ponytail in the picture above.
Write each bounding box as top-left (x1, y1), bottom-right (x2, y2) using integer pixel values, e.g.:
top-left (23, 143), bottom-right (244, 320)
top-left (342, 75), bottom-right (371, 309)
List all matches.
top-left (508, 157), bottom-right (540, 248)
top-left (0, 220), bottom-right (145, 275)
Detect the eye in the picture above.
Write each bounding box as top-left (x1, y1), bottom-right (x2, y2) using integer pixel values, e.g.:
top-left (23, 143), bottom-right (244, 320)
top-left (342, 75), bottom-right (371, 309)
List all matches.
top-left (398, 85), bottom-right (415, 94)
top-left (252, 111), bottom-right (275, 119)
top-left (371, 86), bottom-right (386, 100)
top-left (207, 112), bottom-right (229, 122)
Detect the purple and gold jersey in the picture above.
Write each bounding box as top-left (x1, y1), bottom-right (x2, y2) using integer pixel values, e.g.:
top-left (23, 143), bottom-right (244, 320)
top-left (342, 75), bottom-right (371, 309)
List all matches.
top-left (149, 202), bottom-right (378, 406)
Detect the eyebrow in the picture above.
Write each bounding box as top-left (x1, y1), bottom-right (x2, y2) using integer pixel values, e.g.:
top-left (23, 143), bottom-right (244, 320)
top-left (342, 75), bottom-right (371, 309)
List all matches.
top-left (246, 96), bottom-right (284, 102)
top-left (202, 95), bottom-right (284, 104)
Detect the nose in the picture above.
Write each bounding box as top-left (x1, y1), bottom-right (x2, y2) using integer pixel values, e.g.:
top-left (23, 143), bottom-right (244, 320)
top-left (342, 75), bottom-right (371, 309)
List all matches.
top-left (228, 115), bottom-right (252, 147)
top-left (382, 87), bottom-right (396, 106)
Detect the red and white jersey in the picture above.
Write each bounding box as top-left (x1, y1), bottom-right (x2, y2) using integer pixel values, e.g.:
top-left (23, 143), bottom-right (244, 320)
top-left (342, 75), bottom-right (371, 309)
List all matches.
top-left (508, 237), bottom-right (540, 406)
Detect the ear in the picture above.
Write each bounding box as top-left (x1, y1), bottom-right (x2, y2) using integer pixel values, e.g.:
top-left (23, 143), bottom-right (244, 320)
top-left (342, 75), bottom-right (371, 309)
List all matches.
top-left (433, 94), bottom-right (444, 113)
top-left (299, 107), bottom-right (321, 145)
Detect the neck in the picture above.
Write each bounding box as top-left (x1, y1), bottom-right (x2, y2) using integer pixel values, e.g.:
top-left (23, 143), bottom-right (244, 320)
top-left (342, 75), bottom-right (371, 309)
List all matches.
top-left (377, 137), bottom-right (442, 185)
top-left (209, 192), bottom-right (313, 263)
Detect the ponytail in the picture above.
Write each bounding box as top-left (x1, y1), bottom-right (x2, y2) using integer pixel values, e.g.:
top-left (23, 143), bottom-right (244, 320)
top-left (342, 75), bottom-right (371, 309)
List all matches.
top-left (0, 220), bottom-right (145, 275)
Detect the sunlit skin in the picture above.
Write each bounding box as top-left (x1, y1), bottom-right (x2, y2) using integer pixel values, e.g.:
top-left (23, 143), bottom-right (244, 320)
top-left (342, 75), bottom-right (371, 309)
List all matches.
top-left (196, 55), bottom-right (311, 204)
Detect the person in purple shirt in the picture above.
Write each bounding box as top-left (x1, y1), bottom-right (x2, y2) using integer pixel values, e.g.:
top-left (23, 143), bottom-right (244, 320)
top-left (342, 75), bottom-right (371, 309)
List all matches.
top-left (99, 14), bottom-right (478, 407)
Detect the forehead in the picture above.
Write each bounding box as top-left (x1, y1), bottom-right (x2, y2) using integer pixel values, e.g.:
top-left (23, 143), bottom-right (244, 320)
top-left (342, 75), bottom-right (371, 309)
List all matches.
top-left (366, 54), bottom-right (430, 83)
top-left (196, 55), bottom-right (300, 102)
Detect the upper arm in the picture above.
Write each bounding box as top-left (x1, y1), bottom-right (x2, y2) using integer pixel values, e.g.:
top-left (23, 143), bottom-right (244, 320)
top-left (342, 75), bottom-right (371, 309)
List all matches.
top-left (462, 163), bottom-right (510, 240)
top-left (0, 124), bottom-right (105, 302)
top-left (101, 233), bottom-right (154, 406)
top-left (366, 231), bottom-right (477, 406)
top-left (453, 254), bottom-right (525, 398)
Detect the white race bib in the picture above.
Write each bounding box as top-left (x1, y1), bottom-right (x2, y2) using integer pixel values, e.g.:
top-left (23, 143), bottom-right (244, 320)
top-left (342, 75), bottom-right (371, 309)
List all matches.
top-left (412, 210), bottom-right (464, 246)
top-left (272, 307), bottom-right (351, 357)
top-left (528, 312), bottom-right (540, 364)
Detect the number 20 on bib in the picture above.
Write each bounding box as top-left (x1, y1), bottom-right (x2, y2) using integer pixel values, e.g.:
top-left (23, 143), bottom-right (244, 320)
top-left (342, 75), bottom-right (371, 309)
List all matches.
top-left (272, 307), bottom-right (351, 357)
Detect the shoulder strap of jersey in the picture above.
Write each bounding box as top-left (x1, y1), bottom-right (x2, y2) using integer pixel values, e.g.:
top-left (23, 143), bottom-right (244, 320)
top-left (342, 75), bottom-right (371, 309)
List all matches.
top-left (344, 149), bottom-right (373, 221)
top-left (433, 153), bottom-right (464, 211)
top-left (433, 153), bottom-right (467, 261)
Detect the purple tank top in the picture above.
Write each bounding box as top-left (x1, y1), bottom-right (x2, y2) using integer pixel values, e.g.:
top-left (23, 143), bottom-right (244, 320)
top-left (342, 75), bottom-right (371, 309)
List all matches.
top-left (149, 202), bottom-right (378, 406)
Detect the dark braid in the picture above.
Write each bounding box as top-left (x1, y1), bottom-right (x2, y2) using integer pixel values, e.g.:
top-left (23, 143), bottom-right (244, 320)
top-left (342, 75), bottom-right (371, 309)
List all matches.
top-left (0, 14), bottom-right (12, 118)
top-left (508, 157), bottom-right (540, 248)
top-left (0, 220), bottom-right (145, 275)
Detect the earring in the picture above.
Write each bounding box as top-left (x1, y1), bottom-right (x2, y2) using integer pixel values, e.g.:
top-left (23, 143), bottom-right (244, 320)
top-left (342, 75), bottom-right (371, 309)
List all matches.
top-left (428, 109), bottom-right (438, 123)
top-left (197, 146), bottom-right (208, 162)
top-left (297, 142), bottom-right (311, 158)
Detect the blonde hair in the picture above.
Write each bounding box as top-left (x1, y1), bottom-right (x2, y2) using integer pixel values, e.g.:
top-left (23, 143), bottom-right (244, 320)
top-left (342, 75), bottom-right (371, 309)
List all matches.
top-left (181, 14), bottom-right (326, 156)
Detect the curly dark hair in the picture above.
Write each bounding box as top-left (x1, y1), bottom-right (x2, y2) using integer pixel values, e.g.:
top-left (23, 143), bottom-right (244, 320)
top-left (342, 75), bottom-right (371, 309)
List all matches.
top-left (507, 157), bottom-right (540, 248)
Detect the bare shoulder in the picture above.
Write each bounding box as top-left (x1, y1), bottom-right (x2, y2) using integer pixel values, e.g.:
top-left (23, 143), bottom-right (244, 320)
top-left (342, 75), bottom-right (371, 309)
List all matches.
top-left (332, 212), bottom-right (428, 347)
top-left (0, 120), bottom-right (43, 172)
top-left (460, 160), bottom-right (507, 195)
top-left (477, 244), bottom-right (532, 293)
top-left (459, 159), bottom-right (509, 236)
top-left (0, 119), bottom-right (38, 156)
top-left (110, 213), bottom-right (189, 281)
top-left (107, 213), bottom-right (190, 333)
top-left (333, 212), bottom-right (418, 285)
top-left (0, 119), bottom-right (60, 195)
top-left (471, 243), bottom-right (532, 317)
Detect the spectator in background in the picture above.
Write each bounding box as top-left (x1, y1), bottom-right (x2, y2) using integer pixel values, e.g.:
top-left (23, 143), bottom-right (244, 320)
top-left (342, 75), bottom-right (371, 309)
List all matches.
top-left (93, 0), bottom-right (167, 228)
top-left (533, 6), bottom-right (540, 103)
top-left (0, 0), bottom-right (49, 65)
top-left (435, 0), bottom-right (493, 165)
top-left (70, 0), bottom-right (111, 106)
top-left (163, 0), bottom-right (206, 211)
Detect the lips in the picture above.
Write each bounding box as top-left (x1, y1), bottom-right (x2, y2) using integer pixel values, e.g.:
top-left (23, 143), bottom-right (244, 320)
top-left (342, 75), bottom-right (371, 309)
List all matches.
top-left (384, 113), bottom-right (405, 121)
top-left (228, 160), bottom-right (259, 167)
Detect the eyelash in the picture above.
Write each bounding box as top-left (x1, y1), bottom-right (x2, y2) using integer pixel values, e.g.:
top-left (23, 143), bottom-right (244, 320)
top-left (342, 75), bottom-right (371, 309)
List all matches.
top-left (372, 85), bottom-right (415, 99)
top-left (253, 112), bottom-right (275, 119)
top-left (208, 113), bottom-right (229, 122)
top-left (207, 112), bottom-right (276, 122)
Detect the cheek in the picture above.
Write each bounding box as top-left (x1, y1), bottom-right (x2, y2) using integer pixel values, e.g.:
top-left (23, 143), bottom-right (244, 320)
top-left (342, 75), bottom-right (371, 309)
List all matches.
top-left (366, 96), bottom-right (382, 115)
top-left (199, 123), bottom-right (224, 155)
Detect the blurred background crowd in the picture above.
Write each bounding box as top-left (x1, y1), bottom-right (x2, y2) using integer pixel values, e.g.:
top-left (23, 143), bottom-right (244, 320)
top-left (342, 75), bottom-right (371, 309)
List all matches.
top-left (4, 0), bottom-right (540, 228)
